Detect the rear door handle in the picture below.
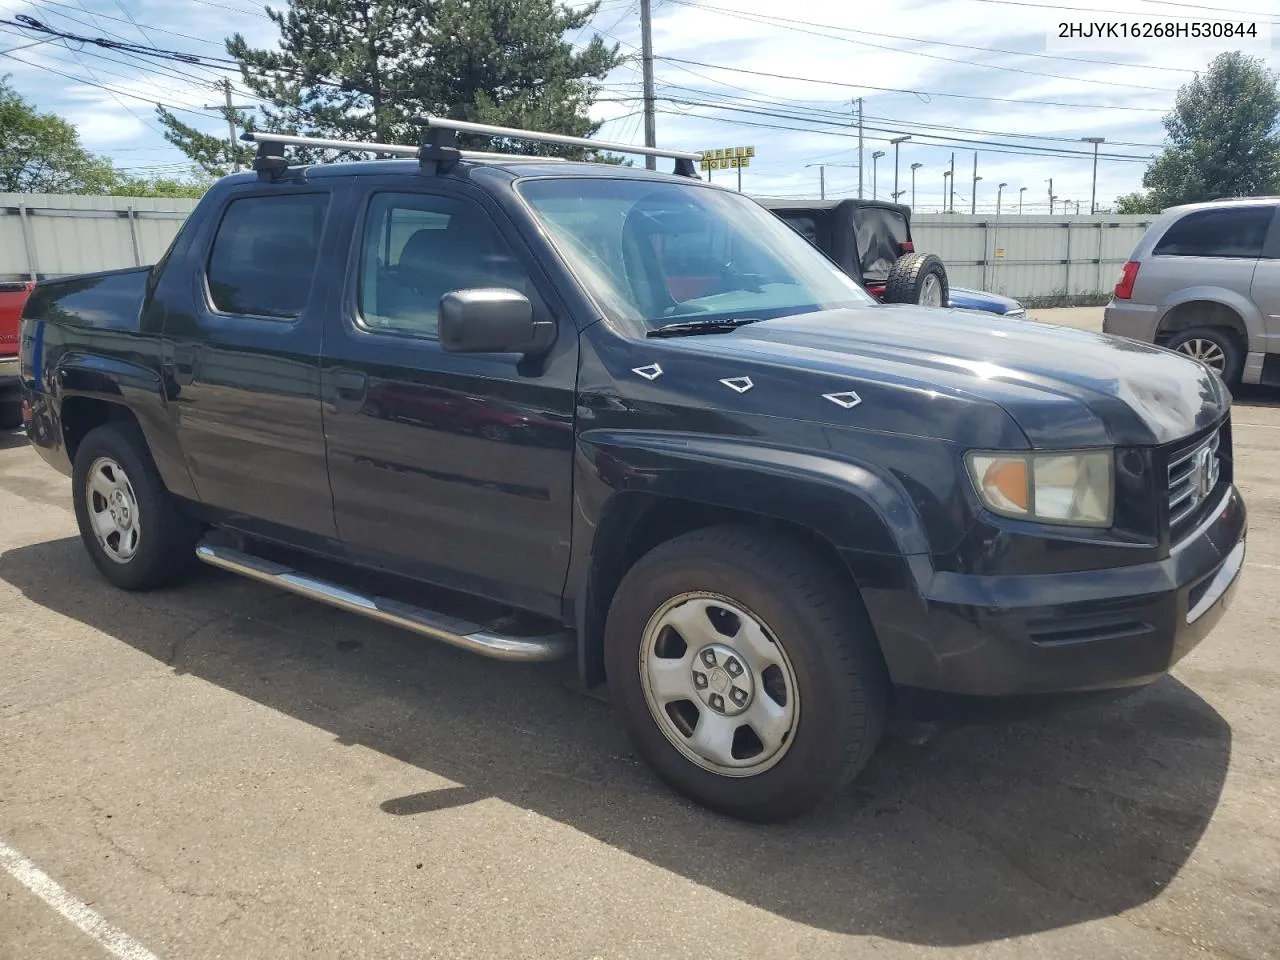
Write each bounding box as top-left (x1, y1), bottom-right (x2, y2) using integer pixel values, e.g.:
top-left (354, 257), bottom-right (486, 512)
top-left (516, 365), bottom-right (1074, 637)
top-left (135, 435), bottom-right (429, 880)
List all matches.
top-left (327, 368), bottom-right (368, 413)
top-left (169, 344), bottom-right (198, 386)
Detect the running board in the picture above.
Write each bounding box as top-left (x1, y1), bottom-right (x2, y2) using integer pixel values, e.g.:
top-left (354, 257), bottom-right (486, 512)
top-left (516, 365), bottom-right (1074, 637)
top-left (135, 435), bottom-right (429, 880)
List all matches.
top-left (194, 543), bottom-right (572, 663)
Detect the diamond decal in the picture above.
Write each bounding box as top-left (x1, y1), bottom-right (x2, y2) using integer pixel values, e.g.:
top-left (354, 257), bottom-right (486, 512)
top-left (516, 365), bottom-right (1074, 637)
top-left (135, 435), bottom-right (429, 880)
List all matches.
top-left (719, 376), bottom-right (753, 393)
top-left (823, 391), bottom-right (862, 409)
top-left (632, 363), bottom-right (663, 381)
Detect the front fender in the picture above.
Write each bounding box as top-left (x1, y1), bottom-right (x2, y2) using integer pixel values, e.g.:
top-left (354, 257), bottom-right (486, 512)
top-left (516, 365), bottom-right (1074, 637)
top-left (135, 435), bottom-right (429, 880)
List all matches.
top-left (566, 430), bottom-right (934, 685)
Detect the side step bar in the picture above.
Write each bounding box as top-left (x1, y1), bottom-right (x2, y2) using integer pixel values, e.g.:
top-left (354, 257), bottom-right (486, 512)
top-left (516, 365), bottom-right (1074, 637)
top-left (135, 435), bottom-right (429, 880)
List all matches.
top-left (195, 543), bottom-right (572, 663)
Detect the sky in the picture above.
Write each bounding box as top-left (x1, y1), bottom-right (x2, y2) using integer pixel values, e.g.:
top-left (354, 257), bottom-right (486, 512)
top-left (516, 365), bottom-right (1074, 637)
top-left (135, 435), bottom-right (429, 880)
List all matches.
top-left (0, 0), bottom-right (1276, 212)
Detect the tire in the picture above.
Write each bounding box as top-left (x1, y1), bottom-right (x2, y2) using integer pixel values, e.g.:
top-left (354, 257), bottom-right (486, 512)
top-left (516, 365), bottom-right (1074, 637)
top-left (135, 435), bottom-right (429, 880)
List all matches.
top-left (882, 252), bottom-right (949, 308)
top-left (71, 420), bottom-right (202, 591)
top-left (1164, 326), bottom-right (1244, 388)
top-left (604, 525), bottom-right (889, 822)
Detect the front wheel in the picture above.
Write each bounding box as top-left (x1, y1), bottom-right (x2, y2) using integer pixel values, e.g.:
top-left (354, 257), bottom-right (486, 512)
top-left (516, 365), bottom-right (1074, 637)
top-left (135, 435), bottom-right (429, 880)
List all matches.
top-left (604, 526), bottom-right (888, 822)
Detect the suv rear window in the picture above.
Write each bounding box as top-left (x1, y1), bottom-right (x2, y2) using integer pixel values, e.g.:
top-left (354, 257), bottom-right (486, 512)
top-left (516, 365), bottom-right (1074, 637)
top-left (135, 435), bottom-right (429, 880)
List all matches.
top-left (1152, 205), bottom-right (1274, 259)
top-left (852, 207), bottom-right (910, 280)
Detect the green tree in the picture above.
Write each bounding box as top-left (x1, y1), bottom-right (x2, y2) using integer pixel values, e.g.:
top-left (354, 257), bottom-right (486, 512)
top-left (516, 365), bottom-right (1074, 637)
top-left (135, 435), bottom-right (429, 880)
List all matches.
top-left (0, 76), bottom-right (117, 193)
top-left (1123, 52), bottom-right (1280, 211)
top-left (157, 0), bottom-right (624, 175)
top-left (107, 175), bottom-right (213, 199)
top-left (1114, 191), bottom-right (1160, 215)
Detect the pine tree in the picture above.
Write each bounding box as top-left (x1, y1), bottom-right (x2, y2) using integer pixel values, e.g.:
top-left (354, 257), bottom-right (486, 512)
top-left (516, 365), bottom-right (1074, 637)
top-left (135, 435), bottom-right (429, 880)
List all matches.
top-left (157, 0), bottom-right (623, 175)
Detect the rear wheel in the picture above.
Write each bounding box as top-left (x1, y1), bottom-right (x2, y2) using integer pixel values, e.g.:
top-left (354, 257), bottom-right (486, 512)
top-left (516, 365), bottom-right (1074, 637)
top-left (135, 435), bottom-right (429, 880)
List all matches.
top-left (604, 525), bottom-right (888, 822)
top-left (72, 421), bottom-right (202, 591)
top-left (883, 252), bottom-right (949, 307)
top-left (1165, 326), bottom-right (1243, 387)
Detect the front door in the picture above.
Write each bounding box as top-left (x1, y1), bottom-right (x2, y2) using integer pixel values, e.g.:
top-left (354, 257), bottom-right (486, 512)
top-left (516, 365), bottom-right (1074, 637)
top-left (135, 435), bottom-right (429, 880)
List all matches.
top-left (320, 183), bottom-right (578, 617)
top-left (160, 184), bottom-right (346, 545)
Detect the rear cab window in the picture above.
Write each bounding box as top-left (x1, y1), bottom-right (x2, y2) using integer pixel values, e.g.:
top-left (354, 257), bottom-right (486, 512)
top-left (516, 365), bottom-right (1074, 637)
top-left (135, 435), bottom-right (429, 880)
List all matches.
top-left (206, 192), bottom-right (330, 318)
top-left (852, 207), bottom-right (910, 280)
top-left (1152, 205), bottom-right (1275, 259)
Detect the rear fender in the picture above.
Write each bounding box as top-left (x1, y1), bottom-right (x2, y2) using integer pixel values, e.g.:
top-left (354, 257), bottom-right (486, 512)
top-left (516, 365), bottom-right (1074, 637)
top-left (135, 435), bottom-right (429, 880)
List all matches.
top-left (49, 352), bottom-right (195, 498)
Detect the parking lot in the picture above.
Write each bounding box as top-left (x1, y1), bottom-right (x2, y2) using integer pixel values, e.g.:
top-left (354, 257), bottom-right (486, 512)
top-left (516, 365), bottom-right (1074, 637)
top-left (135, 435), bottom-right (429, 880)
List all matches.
top-left (1, 307), bottom-right (1277, 960)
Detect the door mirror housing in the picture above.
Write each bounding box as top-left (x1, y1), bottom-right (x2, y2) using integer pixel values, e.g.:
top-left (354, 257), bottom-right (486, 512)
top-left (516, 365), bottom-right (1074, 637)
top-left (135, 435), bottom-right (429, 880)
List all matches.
top-left (438, 288), bottom-right (553, 355)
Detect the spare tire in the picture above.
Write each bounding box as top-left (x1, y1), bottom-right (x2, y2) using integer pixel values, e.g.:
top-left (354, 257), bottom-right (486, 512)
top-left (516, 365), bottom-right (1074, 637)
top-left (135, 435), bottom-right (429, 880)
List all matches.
top-left (883, 252), bottom-right (949, 308)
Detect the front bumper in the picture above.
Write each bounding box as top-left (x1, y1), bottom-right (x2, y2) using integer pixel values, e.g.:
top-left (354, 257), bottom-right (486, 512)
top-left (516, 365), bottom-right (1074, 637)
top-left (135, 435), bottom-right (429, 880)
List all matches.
top-left (860, 483), bottom-right (1247, 697)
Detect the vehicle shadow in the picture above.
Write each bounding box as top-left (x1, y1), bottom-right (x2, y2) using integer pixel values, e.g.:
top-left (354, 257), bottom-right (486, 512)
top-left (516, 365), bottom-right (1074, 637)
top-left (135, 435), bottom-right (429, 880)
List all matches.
top-left (0, 427), bottom-right (28, 450)
top-left (0, 537), bottom-right (1232, 947)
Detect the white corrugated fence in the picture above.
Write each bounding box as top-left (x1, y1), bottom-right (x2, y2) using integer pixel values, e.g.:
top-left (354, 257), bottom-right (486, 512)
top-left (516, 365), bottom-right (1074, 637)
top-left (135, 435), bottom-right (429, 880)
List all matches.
top-left (2, 194), bottom-right (1153, 302)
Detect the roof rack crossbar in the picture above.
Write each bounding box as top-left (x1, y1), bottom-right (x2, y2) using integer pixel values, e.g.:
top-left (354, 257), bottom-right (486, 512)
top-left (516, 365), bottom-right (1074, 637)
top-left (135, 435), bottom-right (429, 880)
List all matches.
top-left (414, 115), bottom-right (701, 163)
top-left (241, 124), bottom-right (700, 178)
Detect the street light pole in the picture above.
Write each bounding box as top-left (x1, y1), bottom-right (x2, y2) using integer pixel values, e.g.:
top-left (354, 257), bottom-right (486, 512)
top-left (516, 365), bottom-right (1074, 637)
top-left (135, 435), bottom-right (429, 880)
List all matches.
top-left (1082, 136), bottom-right (1105, 215)
top-left (1047, 178), bottom-right (1054, 216)
top-left (971, 152), bottom-right (981, 215)
top-left (910, 162), bottom-right (923, 210)
top-left (890, 135), bottom-right (911, 203)
top-left (942, 170), bottom-right (951, 214)
top-left (805, 163), bottom-right (826, 199)
top-left (1019, 186), bottom-right (1027, 214)
top-left (997, 182), bottom-right (1007, 217)
top-left (871, 150), bottom-right (885, 199)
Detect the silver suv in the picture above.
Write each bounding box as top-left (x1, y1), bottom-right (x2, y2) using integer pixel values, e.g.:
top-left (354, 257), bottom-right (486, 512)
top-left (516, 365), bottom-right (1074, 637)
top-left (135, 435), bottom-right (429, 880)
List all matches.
top-left (1103, 197), bottom-right (1280, 388)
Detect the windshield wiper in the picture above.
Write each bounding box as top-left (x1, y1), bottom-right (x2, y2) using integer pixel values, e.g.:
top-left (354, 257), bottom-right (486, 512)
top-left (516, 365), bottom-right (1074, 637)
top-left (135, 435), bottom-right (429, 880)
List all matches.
top-left (646, 317), bottom-right (765, 338)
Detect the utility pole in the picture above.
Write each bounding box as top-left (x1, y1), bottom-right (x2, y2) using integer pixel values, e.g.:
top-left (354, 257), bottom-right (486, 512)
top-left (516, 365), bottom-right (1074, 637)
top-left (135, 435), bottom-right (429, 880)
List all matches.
top-left (890, 135), bottom-right (910, 203)
top-left (971, 152), bottom-right (981, 215)
top-left (1082, 137), bottom-right (1104, 215)
top-left (639, 0), bottom-right (657, 170)
top-left (948, 152), bottom-right (956, 214)
top-left (1047, 178), bottom-right (1054, 215)
top-left (1019, 186), bottom-right (1026, 214)
top-left (871, 150), bottom-right (885, 199)
top-left (910, 162), bottom-right (922, 210)
top-left (203, 78), bottom-right (253, 173)
top-left (855, 98), bottom-right (864, 199)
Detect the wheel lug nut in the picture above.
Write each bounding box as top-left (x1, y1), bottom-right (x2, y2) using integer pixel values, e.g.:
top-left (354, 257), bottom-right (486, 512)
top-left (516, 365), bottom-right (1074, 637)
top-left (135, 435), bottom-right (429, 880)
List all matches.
top-left (708, 693), bottom-right (725, 712)
top-left (700, 649), bottom-right (717, 668)
top-left (730, 686), bottom-right (748, 705)
top-left (724, 657), bottom-right (743, 677)
top-left (692, 671), bottom-right (708, 689)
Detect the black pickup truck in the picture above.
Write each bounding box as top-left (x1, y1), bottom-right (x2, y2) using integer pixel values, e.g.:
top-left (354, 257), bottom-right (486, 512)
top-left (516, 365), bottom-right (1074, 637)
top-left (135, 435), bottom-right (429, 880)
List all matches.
top-left (19, 120), bottom-right (1247, 822)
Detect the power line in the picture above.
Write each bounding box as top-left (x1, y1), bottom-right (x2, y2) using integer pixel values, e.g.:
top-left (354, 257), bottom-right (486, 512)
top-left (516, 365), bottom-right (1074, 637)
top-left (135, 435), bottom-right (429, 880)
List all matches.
top-left (663, 0), bottom-right (1181, 92)
top-left (633, 96), bottom-right (1153, 161)
top-left (668, 0), bottom-right (1197, 75)
top-left (969, 0), bottom-right (1277, 23)
top-left (658, 56), bottom-right (1171, 112)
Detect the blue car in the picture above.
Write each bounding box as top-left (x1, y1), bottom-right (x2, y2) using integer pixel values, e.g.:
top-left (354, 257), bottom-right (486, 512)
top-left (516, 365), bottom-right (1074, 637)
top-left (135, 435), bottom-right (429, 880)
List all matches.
top-left (757, 197), bottom-right (1027, 317)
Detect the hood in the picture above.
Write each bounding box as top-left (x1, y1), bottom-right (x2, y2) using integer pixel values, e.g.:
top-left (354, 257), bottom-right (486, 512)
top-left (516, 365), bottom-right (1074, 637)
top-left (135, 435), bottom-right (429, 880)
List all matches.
top-left (947, 286), bottom-right (1024, 315)
top-left (659, 305), bottom-right (1228, 448)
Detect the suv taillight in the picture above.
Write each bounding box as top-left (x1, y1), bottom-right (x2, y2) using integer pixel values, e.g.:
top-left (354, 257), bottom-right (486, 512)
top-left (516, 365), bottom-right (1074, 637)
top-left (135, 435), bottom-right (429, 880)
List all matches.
top-left (900, 241), bottom-right (914, 253)
top-left (1115, 261), bottom-right (1140, 300)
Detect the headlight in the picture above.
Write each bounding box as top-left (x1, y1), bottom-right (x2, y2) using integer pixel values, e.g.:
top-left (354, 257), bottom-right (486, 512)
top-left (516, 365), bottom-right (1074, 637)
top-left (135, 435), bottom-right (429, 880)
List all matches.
top-left (965, 450), bottom-right (1113, 527)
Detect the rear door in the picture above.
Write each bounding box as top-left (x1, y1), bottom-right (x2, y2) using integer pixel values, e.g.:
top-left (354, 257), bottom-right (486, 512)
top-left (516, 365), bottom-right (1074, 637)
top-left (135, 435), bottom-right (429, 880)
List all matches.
top-left (158, 182), bottom-right (348, 546)
top-left (319, 179), bottom-right (578, 617)
top-left (1249, 206), bottom-right (1280, 356)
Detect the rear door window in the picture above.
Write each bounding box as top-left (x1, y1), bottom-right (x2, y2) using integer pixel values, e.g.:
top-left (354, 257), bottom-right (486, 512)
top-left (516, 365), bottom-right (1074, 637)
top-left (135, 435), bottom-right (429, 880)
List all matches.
top-left (1152, 206), bottom-right (1274, 258)
top-left (206, 193), bottom-right (329, 318)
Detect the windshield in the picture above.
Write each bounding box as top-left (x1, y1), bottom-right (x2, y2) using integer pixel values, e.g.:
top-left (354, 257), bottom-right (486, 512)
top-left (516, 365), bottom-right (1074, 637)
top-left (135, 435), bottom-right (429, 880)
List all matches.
top-left (518, 178), bottom-right (875, 330)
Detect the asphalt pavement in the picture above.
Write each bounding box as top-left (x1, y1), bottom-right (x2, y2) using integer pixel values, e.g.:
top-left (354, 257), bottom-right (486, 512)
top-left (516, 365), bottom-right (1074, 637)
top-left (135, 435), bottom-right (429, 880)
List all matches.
top-left (1, 308), bottom-right (1277, 959)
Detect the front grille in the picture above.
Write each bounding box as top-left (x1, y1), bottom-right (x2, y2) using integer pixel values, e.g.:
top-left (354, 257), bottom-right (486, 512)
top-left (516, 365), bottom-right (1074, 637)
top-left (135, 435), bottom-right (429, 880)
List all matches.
top-left (1167, 427), bottom-right (1223, 538)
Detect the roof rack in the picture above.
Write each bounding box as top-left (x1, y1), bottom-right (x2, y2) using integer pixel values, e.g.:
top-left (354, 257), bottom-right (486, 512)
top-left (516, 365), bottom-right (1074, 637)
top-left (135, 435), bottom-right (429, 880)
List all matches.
top-left (241, 118), bottom-right (703, 180)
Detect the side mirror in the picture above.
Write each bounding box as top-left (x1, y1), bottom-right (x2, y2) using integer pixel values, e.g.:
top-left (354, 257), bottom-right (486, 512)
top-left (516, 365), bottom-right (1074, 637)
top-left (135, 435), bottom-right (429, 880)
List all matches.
top-left (438, 288), bottom-right (553, 354)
